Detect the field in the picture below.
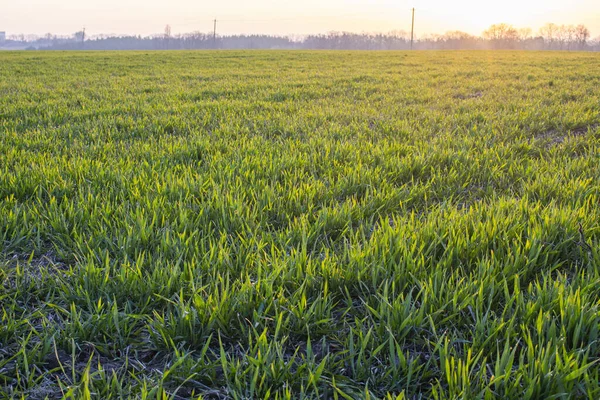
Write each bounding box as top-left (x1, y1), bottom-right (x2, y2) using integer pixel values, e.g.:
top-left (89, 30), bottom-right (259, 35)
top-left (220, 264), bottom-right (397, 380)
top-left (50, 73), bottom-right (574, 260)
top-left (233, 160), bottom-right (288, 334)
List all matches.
top-left (1, 50), bottom-right (599, 399)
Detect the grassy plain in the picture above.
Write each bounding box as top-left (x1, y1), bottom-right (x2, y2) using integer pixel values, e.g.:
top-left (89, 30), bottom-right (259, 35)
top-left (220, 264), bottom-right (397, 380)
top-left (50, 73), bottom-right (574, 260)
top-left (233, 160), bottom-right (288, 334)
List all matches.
top-left (1, 50), bottom-right (600, 399)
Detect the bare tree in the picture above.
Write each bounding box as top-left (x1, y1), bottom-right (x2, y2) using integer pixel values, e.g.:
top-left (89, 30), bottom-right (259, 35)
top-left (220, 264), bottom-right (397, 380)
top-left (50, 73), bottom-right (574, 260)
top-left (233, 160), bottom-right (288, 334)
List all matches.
top-left (9, 34), bottom-right (26, 41)
top-left (574, 24), bottom-right (590, 50)
top-left (483, 23), bottom-right (518, 48)
top-left (389, 30), bottom-right (409, 40)
top-left (419, 33), bottom-right (441, 49)
top-left (440, 31), bottom-right (478, 49)
top-left (518, 28), bottom-right (532, 41)
top-left (539, 23), bottom-right (559, 49)
top-left (555, 25), bottom-right (570, 50)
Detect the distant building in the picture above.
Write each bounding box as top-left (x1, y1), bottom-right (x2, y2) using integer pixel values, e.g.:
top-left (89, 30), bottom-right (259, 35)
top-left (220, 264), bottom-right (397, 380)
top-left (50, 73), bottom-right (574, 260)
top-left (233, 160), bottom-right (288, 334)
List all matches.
top-left (0, 32), bottom-right (5, 42)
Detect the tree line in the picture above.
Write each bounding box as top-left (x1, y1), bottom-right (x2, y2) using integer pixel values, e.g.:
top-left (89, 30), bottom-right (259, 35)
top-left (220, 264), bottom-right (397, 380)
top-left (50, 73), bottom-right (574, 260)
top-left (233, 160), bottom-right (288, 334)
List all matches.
top-left (3, 23), bottom-right (599, 51)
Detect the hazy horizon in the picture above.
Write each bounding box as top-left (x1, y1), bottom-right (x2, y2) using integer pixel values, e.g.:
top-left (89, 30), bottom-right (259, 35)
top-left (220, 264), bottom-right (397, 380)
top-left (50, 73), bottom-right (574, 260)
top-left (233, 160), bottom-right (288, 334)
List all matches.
top-left (2, 0), bottom-right (600, 38)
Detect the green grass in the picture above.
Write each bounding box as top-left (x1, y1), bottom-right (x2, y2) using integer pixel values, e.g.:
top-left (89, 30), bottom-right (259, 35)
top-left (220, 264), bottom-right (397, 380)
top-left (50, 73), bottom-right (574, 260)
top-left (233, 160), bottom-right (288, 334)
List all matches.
top-left (1, 50), bottom-right (599, 399)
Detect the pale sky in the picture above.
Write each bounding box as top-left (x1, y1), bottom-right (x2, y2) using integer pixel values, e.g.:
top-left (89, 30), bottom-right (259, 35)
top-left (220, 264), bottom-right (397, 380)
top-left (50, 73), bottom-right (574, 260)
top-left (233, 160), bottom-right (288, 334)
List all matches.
top-left (1, 0), bottom-right (599, 38)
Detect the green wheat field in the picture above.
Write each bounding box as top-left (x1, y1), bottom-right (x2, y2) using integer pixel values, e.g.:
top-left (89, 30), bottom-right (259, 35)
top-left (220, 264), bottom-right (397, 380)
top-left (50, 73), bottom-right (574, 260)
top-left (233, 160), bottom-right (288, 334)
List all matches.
top-left (1, 50), bottom-right (599, 399)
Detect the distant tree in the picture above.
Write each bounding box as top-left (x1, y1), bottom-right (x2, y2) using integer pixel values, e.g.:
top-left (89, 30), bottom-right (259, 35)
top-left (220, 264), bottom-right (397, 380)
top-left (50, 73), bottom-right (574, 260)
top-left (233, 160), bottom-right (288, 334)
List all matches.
top-left (555, 25), bottom-right (570, 50)
top-left (419, 33), bottom-right (441, 49)
top-left (483, 23), bottom-right (518, 48)
top-left (590, 36), bottom-right (600, 51)
top-left (389, 30), bottom-right (409, 40)
top-left (73, 31), bottom-right (85, 42)
top-left (518, 28), bottom-right (532, 41)
top-left (539, 23), bottom-right (559, 49)
top-left (444, 31), bottom-right (474, 41)
top-left (530, 36), bottom-right (546, 51)
top-left (567, 25), bottom-right (577, 50)
top-left (440, 31), bottom-right (477, 49)
top-left (486, 24), bottom-right (518, 40)
top-left (574, 24), bottom-right (590, 50)
top-left (10, 34), bottom-right (26, 42)
top-left (30, 24), bottom-right (599, 52)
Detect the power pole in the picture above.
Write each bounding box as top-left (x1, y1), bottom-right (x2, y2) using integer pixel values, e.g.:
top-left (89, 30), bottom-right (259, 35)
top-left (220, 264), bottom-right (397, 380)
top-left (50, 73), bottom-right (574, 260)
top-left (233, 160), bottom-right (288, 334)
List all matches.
top-left (213, 19), bottom-right (217, 49)
top-left (410, 8), bottom-right (415, 50)
top-left (82, 27), bottom-right (86, 48)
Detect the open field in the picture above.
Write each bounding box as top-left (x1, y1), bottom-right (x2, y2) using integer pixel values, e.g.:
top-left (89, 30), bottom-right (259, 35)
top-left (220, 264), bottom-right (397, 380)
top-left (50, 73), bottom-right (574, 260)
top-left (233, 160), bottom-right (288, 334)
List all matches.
top-left (1, 50), bottom-right (600, 399)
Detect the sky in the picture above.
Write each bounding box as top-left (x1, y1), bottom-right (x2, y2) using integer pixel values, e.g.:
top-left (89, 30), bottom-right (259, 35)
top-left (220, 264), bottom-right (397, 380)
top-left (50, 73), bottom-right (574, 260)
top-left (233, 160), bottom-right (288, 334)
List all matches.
top-left (1, 0), bottom-right (599, 38)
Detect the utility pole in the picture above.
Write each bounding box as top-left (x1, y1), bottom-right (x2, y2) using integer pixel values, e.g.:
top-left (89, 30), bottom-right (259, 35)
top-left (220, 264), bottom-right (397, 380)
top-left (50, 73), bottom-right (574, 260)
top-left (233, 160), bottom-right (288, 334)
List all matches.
top-left (82, 27), bottom-right (86, 48)
top-left (213, 19), bottom-right (217, 49)
top-left (410, 8), bottom-right (415, 50)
